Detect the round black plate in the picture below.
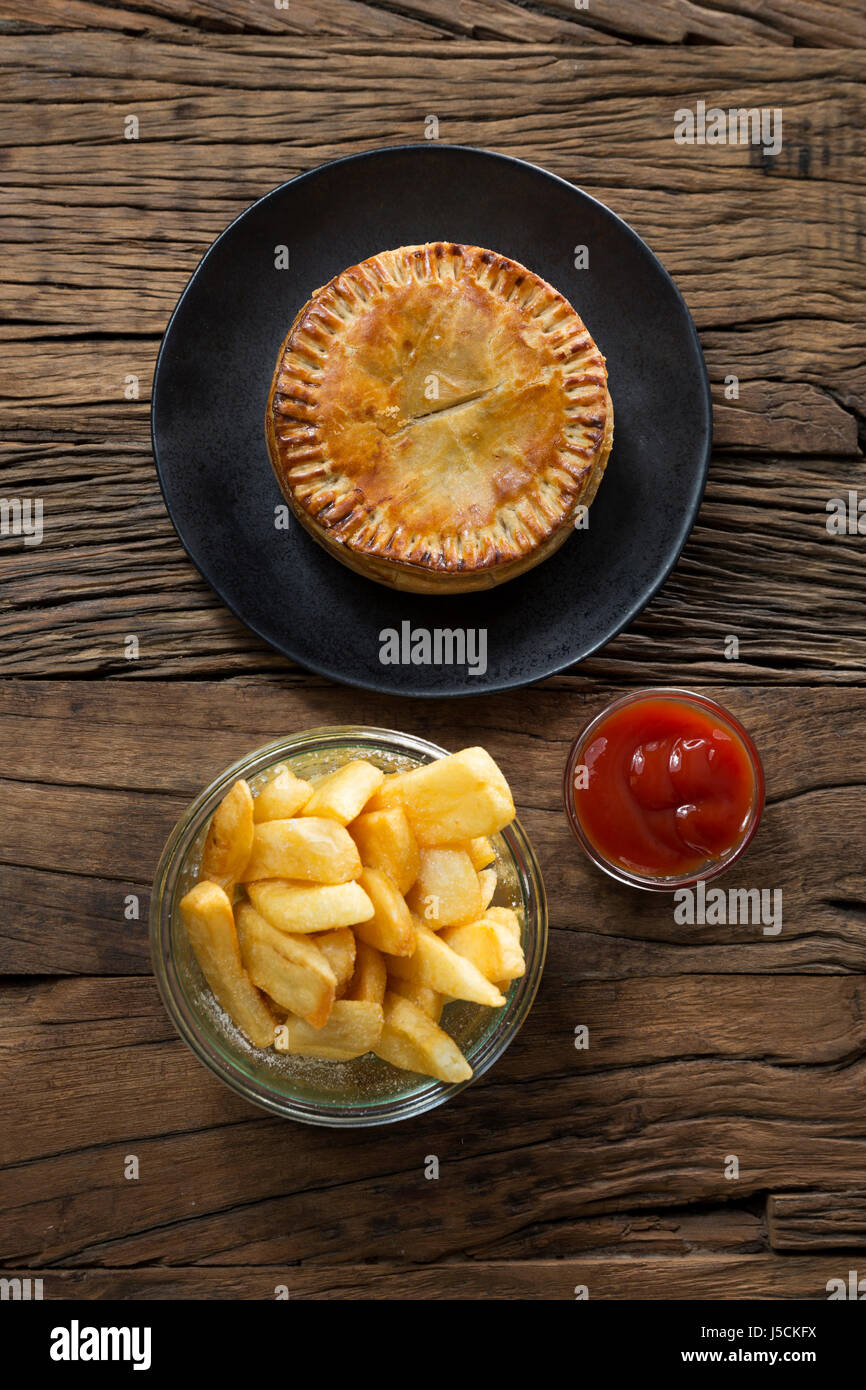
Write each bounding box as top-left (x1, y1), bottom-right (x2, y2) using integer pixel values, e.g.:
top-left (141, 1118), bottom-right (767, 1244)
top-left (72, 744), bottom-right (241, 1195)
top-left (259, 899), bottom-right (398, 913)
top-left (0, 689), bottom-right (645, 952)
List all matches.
top-left (152, 145), bottom-right (711, 697)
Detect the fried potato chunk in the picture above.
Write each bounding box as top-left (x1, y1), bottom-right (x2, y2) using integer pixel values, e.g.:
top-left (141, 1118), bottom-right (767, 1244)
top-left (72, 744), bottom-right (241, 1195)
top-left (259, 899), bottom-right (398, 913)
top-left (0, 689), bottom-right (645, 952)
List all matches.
top-left (405, 847), bottom-right (483, 927)
top-left (348, 807), bottom-right (420, 895)
top-left (200, 779), bottom-right (255, 893)
top-left (180, 882), bottom-right (276, 1047)
top-left (478, 868), bottom-right (497, 911)
top-left (235, 901), bottom-right (336, 1028)
top-left (464, 835), bottom-right (496, 871)
top-left (240, 818), bottom-right (362, 884)
top-left (353, 867), bottom-right (416, 956)
top-left (247, 879), bottom-right (373, 934)
top-left (440, 918), bottom-right (526, 983)
top-left (484, 905), bottom-right (522, 940)
top-left (346, 938), bottom-right (388, 1007)
top-left (253, 765), bottom-right (314, 822)
top-left (313, 926), bottom-right (357, 998)
top-left (374, 992), bottom-right (471, 1084)
top-left (273, 1000), bottom-right (384, 1060)
top-left (387, 920), bottom-right (505, 1007)
top-left (387, 976), bottom-right (444, 1024)
top-left (367, 747), bottom-right (515, 846)
top-left (301, 759), bottom-right (385, 825)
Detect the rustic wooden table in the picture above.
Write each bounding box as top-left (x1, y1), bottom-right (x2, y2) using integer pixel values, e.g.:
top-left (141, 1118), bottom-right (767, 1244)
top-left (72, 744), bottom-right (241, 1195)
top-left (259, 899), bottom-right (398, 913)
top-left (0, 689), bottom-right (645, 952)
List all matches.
top-left (1, 1), bottom-right (865, 1302)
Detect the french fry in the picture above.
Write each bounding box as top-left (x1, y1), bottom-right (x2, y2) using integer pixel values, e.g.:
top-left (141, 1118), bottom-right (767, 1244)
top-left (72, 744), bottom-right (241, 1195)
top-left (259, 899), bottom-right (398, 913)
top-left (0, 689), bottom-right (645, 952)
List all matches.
top-left (406, 847), bottom-right (483, 927)
top-left (485, 905), bottom-right (522, 941)
top-left (465, 835), bottom-right (496, 871)
top-left (179, 882), bottom-right (276, 1047)
top-left (247, 879), bottom-right (373, 934)
top-left (301, 759), bottom-right (385, 824)
top-left (354, 867), bottom-right (416, 956)
top-left (387, 976), bottom-right (443, 1023)
top-left (273, 999), bottom-right (384, 1060)
top-left (440, 918), bottom-right (526, 983)
top-left (313, 927), bottom-right (357, 998)
top-left (374, 992), bottom-right (471, 1084)
top-left (348, 807), bottom-right (420, 895)
top-left (253, 765), bottom-right (314, 822)
top-left (240, 818), bottom-right (362, 884)
top-left (478, 867), bottom-right (497, 911)
top-left (200, 779), bottom-right (255, 893)
top-left (367, 747), bottom-right (515, 845)
top-left (235, 902), bottom-right (336, 1028)
top-left (346, 938), bottom-right (387, 1006)
top-left (387, 920), bottom-right (505, 1007)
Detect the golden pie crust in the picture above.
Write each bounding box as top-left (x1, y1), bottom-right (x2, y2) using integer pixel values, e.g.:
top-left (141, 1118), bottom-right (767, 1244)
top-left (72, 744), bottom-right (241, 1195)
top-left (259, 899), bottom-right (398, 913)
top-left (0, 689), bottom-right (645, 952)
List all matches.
top-left (266, 242), bottom-right (613, 592)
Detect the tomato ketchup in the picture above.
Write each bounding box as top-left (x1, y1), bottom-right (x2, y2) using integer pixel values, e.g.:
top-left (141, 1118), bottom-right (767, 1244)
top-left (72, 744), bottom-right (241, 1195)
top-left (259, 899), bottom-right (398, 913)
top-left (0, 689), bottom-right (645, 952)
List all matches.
top-left (564, 691), bottom-right (764, 884)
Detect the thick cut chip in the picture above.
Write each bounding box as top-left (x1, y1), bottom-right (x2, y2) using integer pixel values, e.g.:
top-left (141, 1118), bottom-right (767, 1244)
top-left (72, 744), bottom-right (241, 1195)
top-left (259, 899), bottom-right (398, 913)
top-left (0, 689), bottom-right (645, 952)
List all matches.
top-left (367, 747), bottom-right (515, 845)
top-left (273, 1000), bottom-right (384, 1060)
top-left (440, 918), bottom-right (526, 983)
top-left (387, 920), bottom-right (505, 1006)
top-left (465, 836), bottom-right (496, 871)
top-left (485, 905), bottom-right (522, 941)
top-left (301, 759), bottom-right (385, 825)
top-left (346, 938), bottom-right (388, 1006)
top-left (478, 868), bottom-right (497, 911)
top-left (240, 818), bottom-right (361, 884)
top-left (387, 976), bottom-right (443, 1024)
top-left (235, 902), bottom-right (336, 1028)
top-left (374, 992), bottom-right (471, 1084)
top-left (200, 779), bottom-right (255, 892)
top-left (179, 882), bottom-right (276, 1047)
top-left (313, 927), bottom-right (357, 998)
top-left (353, 867), bottom-right (416, 956)
top-left (253, 765), bottom-right (314, 822)
top-left (247, 879), bottom-right (373, 934)
top-left (405, 847), bottom-right (483, 927)
top-left (348, 807), bottom-right (420, 895)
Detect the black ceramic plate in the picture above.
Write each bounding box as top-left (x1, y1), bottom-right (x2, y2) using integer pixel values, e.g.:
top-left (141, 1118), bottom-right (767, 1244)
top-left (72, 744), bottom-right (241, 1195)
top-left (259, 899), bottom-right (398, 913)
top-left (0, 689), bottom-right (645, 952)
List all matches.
top-left (152, 145), bottom-right (711, 697)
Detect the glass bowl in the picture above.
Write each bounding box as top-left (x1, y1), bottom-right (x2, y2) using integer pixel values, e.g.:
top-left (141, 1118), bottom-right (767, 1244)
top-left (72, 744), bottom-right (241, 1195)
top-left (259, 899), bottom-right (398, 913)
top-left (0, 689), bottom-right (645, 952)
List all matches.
top-left (150, 726), bottom-right (547, 1126)
top-left (563, 688), bottom-right (765, 891)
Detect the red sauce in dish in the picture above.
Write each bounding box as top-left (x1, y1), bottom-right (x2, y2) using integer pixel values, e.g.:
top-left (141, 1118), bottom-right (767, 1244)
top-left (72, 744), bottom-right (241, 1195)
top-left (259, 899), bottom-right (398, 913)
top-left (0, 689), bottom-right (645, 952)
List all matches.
top-left (570, 696), bottom-right (759, 879)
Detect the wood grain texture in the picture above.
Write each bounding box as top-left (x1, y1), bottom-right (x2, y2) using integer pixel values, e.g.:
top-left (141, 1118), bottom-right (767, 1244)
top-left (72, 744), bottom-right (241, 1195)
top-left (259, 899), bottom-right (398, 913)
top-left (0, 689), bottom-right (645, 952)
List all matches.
top-left (2, 0), bottom-right (866, 47)
top-left (0, 39), bottom-right (864, 682)
top-left (2, 973), bottom-right (866, 1270)
top-left (0, 679), bottom-right (863, 1285)
top-left (0, 1257), bottom-right (853, 1299)
top-left (768, 1191), bottom-right (866, 1249)
top-left (0, 681), bottom-right (864, 976)
top-left (1, 15), bottom-right (865, 1304)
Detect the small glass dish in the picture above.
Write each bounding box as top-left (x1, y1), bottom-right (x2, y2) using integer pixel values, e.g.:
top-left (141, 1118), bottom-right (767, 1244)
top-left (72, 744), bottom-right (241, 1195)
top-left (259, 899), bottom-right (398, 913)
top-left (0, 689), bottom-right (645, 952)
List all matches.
top-left (563, 688), bottom-right (765, 891)
top-left (151, 726), bottom-right (547, 1127)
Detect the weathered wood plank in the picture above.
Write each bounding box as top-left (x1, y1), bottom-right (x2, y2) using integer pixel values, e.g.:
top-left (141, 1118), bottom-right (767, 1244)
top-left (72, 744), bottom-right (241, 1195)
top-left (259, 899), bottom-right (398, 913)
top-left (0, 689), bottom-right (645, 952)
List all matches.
top-left (768, 1191), bottom-right (866, 1249)
top-left (479, 1202), bottom-right (767, 1258)
top-left (1, 442), bottom-right (864, 683)
top-left (2, 973), bottom-right (865, 1267)
top-left (0, 0), bottom-right (607, 44)
top-left (0, 682), bottom-right (864, 981)
top-left (0, 1256), bottom-right (851, 1300)
top-left (2, 0), bottom-right (866, 47)
top-left (0, 865), bottom-right (150, 975)
top-left (0, 41), bottom-right (862, 682)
